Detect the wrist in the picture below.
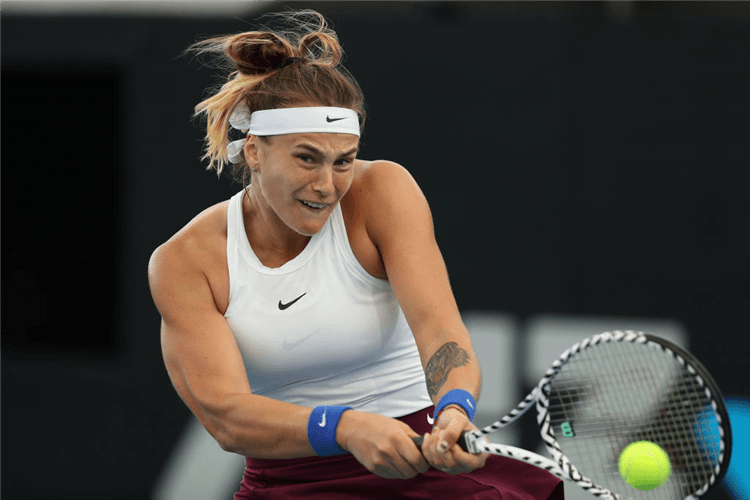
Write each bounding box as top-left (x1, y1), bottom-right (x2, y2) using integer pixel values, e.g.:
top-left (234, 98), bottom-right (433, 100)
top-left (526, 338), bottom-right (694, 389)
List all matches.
top-left (307, 405), bottom-right (353, 456)
top-left (434, 389), bottom-right (477, 422)
top-left (442, 404), bottom-right (469, 418)
top-left (334, 408), bottom-right (358, 452)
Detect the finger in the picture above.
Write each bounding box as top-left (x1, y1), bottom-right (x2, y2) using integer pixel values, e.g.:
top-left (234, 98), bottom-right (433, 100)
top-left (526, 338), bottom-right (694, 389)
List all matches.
top-left (422, 431), bottom-right (447, 471)
top-left (374, 460), bottom-right (415, 480)
top-left (421, 432), bottom-right (437, 466)
top-left (433, 416), bottom-right (464, 453)
top-left (405, 434), bottom-right (430, 473)
top-left (436, 446), bottom-right (478, 475)
top-left (428, 429), bottom-right (468, 473)
top-left (373, 466), bottom-right (396, 479)
top-left (393, 458), bottom-right (422, 479)
top-left (437, 430), bottom-right (450, 454)
top-left (448, 446), bottom-right (488, 473)
top-left (428, 427), bottom-right (451, 466)
top-left (392, 438), bottom-right (431, 478)
top-left (439, 433), bottom-right (482, 472)
top-left (431, 433), bottom-right (462, 472)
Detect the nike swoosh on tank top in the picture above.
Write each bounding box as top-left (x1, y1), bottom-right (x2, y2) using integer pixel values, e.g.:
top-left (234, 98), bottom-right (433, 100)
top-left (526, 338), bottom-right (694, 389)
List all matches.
top-left (224, 189), bottom-right (432, 417)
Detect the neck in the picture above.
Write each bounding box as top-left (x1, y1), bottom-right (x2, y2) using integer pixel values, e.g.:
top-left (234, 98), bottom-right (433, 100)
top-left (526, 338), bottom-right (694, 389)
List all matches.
top-left (242, 186), bottom-right (311, 265)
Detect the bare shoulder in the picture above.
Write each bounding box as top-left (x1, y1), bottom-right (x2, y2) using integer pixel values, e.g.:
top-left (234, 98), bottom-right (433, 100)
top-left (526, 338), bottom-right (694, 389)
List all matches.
top-left (353, 159), bottom-right (420, 191)
top-left (350, 159), bottom-right (427, 210)
top-left (150, 200), bottom-right (229, 270)
top-left (349, 160), bottom-right (430, 225)
top-left (148, 200), bottom-right (231, 314)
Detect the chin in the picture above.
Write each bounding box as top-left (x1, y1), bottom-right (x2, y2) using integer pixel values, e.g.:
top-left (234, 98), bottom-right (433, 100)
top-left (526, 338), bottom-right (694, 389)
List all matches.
top-left (291, 206), bottom-right (334, 236)
top-left (294, 220), bottom-right (327, 237)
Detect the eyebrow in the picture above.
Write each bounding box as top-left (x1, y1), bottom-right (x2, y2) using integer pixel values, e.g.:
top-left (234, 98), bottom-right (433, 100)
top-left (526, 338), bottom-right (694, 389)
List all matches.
top-left (295, 143), bottom-right (359, 157)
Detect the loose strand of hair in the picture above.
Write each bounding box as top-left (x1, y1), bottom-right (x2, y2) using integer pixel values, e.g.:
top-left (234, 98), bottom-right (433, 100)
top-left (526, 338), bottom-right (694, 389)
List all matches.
top-left (194, 74), bottom-right (268, 174)
top-left (186, 9), bottom-right (360, 175)
top-left (299, 31), bottom-right (342, 67)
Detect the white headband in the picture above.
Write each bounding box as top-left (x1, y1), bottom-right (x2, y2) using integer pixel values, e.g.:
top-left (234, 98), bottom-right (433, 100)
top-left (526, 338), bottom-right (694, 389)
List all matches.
top-left (227, 104), bottom-right (360, 164)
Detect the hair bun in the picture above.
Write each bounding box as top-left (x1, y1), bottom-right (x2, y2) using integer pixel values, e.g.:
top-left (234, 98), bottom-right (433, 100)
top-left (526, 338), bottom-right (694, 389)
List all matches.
top-left (298, 31), bottom-right (342, 67)
top-left (189, 9), bottom-right (365, 176)
top-left (226, 32), bottom-right (293, 75)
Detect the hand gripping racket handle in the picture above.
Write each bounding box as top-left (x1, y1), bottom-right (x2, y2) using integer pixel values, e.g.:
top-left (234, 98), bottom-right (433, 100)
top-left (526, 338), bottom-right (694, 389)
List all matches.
top-left (412, 432), bottom-right (472, 452)
top-left (414, 433), bottom-right (570, 484)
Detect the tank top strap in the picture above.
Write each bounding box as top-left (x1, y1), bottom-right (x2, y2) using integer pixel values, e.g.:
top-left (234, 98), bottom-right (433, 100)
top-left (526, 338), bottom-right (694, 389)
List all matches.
top-left (328, 203), bottom-right (392, 290)
top-left (225, 188), bottom-right (248, 306)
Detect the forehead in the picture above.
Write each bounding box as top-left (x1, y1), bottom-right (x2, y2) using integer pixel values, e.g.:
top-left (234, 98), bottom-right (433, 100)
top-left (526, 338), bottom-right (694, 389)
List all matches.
top-left (270, 133), bottom-right (360, 153)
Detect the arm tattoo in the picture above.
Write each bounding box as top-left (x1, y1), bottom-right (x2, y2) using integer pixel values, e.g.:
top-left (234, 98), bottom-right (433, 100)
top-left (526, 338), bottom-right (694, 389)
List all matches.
top-left (424, 341), bottom-right (470, 397)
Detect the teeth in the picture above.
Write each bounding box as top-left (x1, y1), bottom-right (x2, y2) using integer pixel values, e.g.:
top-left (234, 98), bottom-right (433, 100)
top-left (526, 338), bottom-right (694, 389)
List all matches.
top-left (302, 200), bottom-right (326, 209)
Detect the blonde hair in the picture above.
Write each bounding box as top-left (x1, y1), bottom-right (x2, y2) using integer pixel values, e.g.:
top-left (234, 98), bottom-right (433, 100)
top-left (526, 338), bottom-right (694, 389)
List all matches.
top-left (186, 10), bottom-right (366, 181)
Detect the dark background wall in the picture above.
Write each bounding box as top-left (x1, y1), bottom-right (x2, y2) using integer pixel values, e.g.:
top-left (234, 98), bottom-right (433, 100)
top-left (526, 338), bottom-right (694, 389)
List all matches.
top-left (2, 2), bottom-right (748, 498)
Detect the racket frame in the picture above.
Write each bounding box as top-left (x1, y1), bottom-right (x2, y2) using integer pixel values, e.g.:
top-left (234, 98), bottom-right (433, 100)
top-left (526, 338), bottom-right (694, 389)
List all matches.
top-left (463, 330), bottom-right (732, 500)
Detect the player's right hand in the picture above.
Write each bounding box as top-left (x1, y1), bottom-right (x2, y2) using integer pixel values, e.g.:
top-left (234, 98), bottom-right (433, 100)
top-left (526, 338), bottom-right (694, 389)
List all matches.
top-left (335, 410), bottom-right (429, 479)
top-left (420, 407), bottom-right (488, 474)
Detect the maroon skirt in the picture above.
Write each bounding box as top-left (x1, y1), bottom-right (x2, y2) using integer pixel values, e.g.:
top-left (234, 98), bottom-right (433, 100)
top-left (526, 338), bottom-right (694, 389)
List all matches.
top-left (235, 407), bottom-right (564, 500)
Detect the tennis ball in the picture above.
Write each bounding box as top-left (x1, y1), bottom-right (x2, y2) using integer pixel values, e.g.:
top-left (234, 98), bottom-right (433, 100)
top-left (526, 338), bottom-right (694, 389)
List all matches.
top-left (618, 441), bottom-right (672, 490)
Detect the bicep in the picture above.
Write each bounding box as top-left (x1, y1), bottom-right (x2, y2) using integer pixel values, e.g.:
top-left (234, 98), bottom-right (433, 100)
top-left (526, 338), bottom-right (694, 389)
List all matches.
top-left (149, 244), bottom-right (251, 420)
top-left (160, 312), bottom-right (251, 416)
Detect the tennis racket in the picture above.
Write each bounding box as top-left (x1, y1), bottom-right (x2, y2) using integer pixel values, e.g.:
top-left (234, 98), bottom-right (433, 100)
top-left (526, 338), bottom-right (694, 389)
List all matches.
top-left (414, 331), bottom-right (732, 500)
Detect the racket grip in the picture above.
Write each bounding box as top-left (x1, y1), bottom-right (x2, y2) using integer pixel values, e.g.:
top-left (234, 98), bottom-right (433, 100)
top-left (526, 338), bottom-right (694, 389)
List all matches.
top-left (412, 432), bottom-right (471, 453)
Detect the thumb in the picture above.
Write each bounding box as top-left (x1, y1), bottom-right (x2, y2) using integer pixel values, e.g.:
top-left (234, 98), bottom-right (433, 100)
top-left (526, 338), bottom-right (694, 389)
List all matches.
top-left (434, 408), bottom-right (466, 452)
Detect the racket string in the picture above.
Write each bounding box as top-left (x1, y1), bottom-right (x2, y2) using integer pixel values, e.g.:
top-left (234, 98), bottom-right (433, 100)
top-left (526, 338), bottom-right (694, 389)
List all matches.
top-left (545, 339), bottom-right (721, 500)
top-left (473, 333), bottom-right (727, 500)
top-left (550, 341), bottom-right (665, 499)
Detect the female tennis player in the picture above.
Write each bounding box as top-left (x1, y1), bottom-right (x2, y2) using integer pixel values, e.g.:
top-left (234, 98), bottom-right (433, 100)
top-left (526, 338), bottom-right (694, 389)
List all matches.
top-left (148, 10), bottom-right (563, 499)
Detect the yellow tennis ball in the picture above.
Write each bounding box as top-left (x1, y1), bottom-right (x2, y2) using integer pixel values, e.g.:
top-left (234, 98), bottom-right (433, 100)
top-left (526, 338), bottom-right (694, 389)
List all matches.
top-left (618, 441), bottom-right (672, 490)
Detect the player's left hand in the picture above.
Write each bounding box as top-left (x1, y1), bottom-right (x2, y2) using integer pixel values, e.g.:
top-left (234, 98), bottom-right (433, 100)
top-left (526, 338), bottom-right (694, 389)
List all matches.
top-left (420, 406), bottom-right (488, 474)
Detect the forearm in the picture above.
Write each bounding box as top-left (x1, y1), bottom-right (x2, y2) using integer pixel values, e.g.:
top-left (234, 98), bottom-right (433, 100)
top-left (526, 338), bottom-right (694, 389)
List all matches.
top-left (422, 329), bottom-right (482, 406)
top-left (202, 393), bottom-right (316, 459)
top-left (205, 394), bottom-right (422, 470)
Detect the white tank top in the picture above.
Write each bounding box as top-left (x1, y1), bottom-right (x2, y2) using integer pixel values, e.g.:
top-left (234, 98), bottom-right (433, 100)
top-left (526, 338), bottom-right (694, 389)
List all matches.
top-left (224, 189), bottom-right (432, 417)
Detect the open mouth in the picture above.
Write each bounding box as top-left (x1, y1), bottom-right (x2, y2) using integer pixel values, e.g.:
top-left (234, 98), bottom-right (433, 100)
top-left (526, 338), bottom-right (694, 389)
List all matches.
top-left (300, 200), bottom-right (327, 210)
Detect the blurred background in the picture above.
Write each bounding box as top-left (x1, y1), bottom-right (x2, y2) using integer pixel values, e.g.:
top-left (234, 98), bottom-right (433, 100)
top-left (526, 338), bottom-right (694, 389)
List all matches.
top-left (2, 1), bottom-right (749, 499)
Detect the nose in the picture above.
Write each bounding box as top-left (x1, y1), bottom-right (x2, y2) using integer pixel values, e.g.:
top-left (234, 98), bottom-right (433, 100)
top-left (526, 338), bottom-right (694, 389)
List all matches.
top-left (311, 165), bottom-right (335, 196)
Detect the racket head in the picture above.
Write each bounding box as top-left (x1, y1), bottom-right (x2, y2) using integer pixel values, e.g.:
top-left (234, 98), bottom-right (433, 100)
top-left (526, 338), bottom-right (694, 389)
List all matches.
top-left (537, 331), bottom-right (731, 500)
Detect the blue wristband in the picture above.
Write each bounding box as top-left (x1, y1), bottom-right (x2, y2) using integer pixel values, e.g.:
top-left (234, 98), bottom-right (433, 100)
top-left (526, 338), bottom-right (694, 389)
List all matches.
top-left (307, 405), bottom-right (353, 456)
top-left (434, 389), bottom-right (476, 422)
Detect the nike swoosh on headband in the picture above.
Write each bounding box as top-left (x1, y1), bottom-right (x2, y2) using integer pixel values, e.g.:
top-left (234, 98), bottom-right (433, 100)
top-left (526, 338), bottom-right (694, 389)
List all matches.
top-left (230, 106), bottom-right (361, 141)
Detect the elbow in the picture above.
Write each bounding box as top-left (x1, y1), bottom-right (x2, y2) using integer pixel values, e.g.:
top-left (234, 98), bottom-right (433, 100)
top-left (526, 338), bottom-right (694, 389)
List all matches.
top-left (197, 395), bottom-right (274, 457)
top-left (216, 434), bottom-right (236, 453)
top-left (195, 404), bottom-right (241, 454)
top-left (212, 424), bottom-right (269, 457)
top-left (208, 421), bottom-right (239, 454)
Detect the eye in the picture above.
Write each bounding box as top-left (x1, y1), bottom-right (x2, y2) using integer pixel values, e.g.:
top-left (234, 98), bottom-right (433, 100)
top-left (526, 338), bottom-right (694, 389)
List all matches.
top-left (335, 158), bottom-right (355, 169)
top-left (297, 154), bottom-right (316, 164)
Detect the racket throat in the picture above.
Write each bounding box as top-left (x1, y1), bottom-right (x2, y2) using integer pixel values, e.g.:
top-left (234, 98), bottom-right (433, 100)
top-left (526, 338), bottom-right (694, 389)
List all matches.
top-left (462, 432), bottom-right (487, 454)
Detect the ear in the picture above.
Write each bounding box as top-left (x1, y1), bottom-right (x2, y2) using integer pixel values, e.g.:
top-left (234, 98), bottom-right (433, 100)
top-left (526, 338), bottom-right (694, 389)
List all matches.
top-left (243, 135), bottom-right (261, 170)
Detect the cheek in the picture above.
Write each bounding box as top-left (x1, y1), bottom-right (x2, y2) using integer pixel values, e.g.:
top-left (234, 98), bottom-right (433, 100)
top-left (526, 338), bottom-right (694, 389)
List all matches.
top-left (262, 170), bottom-right (314, 214)
top-left (258, 161), bottom-right (291, 192)
top-left (255, 170), bottom-right (289, 209)
top-left (335, 171), bottom-right (355, 194)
